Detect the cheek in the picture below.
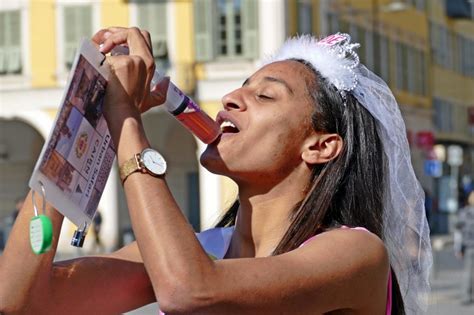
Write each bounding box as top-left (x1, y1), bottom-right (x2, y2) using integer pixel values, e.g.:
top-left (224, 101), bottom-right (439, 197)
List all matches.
top-left (255, 126), bottom-right (304, 166)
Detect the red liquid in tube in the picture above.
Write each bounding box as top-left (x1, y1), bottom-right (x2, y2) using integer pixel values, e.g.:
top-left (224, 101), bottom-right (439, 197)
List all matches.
top-left (152, 72), bottom-right (221, 144)
top-left (110, 47), bottom-right (221, 144)
top-left (171, 95), bottom-right (222, 144)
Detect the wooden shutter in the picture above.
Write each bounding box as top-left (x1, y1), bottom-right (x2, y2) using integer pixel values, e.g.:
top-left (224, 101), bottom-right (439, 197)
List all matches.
top-left (194, 0), bottom-right (216, 62)
top-left (137, 1), bottom-right (167, 59)
top-left (241, 0), bottom-right (258, 59)
top-left (6, 11), bottom-right (21, 73)
top-left (379, 36), bottom-right (389, 83)
top-left (0, 12), bottom-right (6, 73)
top-left (0, 11), bottom-right (22, 74)
top-left (64, 6), bottom-right (92, 68)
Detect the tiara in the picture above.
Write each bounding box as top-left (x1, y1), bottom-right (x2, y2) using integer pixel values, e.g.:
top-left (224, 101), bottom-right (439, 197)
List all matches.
top-left (264, 33), bottom-right (361, 103)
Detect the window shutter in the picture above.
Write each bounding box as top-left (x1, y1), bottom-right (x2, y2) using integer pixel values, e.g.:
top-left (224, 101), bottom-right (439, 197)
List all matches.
top-left (6, 47), bottom-right (21, 73)
top-left (64, 6), bottom-right (92, 68)
top-left (7, 10), bottom-right (21, 73)
top-left (379, 36), bottom-right (389, 83)
top-left (241, 0), bottom-right (258, 59)
top-left (194, 0), bottom-right (216, 62)
top-left (137, 1), bottom-right (167, 59)
top-left (64, 7), bottom-right (78, 68)
top-left (0, 12), bottom-right (6, 73)
top-left (0, 11), bottom-right (22, 74)
top-left (297, 1), bottom-right (312, 35)
top-left (407, 47), bottom-right (416, 93)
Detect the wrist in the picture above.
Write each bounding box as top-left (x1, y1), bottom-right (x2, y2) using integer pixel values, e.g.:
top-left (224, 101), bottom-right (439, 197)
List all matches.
top-left (111, 116), bottom-right (150, 165)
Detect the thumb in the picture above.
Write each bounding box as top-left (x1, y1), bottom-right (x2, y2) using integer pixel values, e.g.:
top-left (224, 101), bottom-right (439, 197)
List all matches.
top-left (150, 76), bottom-right (170, 106)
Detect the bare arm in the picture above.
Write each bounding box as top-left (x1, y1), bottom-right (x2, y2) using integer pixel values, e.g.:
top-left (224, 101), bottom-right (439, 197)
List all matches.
top-left (0, 190), bottom-right (154, 314)
top-left (96, 27), bottom-right (390, 315)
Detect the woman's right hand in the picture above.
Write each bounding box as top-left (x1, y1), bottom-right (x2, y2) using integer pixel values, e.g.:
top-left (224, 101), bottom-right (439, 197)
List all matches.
top-left (92, 27), bottom-right (167, 117)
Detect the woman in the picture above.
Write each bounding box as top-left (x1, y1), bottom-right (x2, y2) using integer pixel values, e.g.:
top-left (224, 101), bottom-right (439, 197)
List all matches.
top-left (0, 28), bottom-right (431, 314)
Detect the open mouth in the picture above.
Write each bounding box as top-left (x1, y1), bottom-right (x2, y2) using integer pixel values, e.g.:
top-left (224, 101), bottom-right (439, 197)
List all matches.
top-left (220, 120), bottom-right (240, 134)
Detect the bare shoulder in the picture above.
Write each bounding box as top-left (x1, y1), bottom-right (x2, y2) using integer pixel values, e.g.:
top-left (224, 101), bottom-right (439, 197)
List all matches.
top-left (300, 227), bottom-right (389, 276)
top-left (294, 227), bottom-right (390, 311)
top-left (317, 228), bottom-right (387, 261)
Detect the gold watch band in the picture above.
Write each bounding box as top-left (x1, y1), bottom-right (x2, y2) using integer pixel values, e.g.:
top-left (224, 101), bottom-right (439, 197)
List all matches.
top-left (119, 153), bottom-right (142, 184)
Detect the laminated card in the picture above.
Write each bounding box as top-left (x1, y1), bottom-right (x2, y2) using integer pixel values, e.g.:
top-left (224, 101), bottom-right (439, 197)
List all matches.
top-left (29, 39), bottom-right (114, 230)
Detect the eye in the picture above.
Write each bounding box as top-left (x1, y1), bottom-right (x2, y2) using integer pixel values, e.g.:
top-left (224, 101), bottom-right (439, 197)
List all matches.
top-left (257, 94), bottom-right (273, 100)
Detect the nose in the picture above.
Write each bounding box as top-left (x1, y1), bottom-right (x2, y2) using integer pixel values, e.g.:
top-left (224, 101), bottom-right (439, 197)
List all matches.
top-left (222, 88), bottom-right (246, 111)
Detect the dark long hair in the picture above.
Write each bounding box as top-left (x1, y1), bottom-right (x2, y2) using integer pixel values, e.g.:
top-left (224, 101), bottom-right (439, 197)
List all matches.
top-left (216, 60), bottom-right (405, 314)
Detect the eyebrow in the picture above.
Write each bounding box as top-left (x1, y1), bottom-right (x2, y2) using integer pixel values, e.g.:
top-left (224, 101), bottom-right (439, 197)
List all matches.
top-left (242, 76), bottom-right (294, 95)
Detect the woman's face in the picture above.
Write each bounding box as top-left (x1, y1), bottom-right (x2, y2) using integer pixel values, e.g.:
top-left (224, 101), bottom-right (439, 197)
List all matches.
top-left (201, 60), bottom-right (317, 185)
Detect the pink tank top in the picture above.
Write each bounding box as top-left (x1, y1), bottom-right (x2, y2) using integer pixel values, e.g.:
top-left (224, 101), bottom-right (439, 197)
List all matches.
top-left (300, 226), bottom-right (392, 315)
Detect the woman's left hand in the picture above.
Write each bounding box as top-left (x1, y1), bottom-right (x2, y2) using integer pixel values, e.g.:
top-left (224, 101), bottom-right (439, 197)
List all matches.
top-left (92, 27), bottom-right (167, 120)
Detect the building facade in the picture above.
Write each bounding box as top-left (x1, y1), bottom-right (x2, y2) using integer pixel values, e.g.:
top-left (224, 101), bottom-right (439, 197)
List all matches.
top-left (1, 0), bottom-right (473, 251)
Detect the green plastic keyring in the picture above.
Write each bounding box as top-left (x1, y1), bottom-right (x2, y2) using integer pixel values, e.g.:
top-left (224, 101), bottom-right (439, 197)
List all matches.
top-left (30, 214), bottom-right (53, 254)
top-left (30, 184), bottom-right (53, 255)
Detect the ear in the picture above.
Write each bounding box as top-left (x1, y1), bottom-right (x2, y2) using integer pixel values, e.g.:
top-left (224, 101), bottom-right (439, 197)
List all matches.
top-left (301, 133), bottom-right (343, 165)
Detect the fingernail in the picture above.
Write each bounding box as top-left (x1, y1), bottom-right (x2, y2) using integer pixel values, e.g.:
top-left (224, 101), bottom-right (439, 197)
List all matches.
top-left (99, 44), bottom-right (105, 52)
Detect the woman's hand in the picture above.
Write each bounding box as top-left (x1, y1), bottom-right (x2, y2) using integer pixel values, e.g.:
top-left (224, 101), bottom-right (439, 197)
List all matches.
top-left (92, 27), bottom-right (167, 117)
top-left (91, 27), bottom-right (168, 163)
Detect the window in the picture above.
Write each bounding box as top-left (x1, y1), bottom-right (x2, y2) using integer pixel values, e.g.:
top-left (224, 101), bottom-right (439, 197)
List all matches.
top-left (136, 0), bottom-right (168, 69)
top-left (379, 35), bottom-right (390, 84)
top-left (397, 43), bottom-right (426, 96)
top-left (194, 0), bottom-right (258, 61)
top-left (350, 25), bottom-right (366, 64)
top-left (217, 0), bottom-right (242, 56)
top-left (433, 99), bottom-right (470, 135)
top-left (454, 33), bottom-right (462, 73)
top-left (395, 42), bottom-right (408, 91)
top-left (418, 50), bottom-right (427, 96)
top-left (297, 0), bottom-right (313, 35)
top-left (433, 98), bottom-right (452, 132)
top-left (429, 22), bottom-right (440, 66)
top-left (453, 104), bottom-right (469, 136)
top-left (461, 35), bottom-right (474, 78)
top-left (64, 6), bottom-right (92, 69)
top-left (364, 29), bottom-right (374, 70)
top-left (430, 22), bottom-right (453, 70)
top-left (0, 10), bottom-right (21, 75)
top-left (414, 0), bottom-right (426, 11)
top-left (438, 26), bottom-right (449, 68)
top-left (406, 47), bottom-right (416, 94)
top-left (327, 12), bottom-right (339, 35)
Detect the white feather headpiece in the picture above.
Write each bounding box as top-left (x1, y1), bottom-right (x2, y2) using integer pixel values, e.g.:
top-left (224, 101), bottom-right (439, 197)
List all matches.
top-left (264, 33), bottom-right (360, 101)
top-left (263, 33), bottom-right (433, 315)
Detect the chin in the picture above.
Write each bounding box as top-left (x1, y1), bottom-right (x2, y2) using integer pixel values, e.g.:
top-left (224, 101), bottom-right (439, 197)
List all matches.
top-left (200, 147), bottom-right (226, 175)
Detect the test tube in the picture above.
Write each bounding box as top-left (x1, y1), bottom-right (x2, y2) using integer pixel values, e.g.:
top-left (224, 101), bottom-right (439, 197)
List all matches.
top-left (109, 45), bottom-right (221, 144)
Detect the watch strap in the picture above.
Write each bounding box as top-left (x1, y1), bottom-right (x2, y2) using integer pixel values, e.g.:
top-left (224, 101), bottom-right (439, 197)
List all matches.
top-left (119, 153), bottom-right (142, 184)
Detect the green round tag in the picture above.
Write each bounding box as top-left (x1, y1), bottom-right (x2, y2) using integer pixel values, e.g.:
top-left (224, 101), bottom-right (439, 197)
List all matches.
top-left (30, 214), bottom-right (53, 254)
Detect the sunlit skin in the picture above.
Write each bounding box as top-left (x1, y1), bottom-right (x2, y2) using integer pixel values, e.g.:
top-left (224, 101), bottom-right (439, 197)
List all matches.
top-left (202, 61), bottom-right (323, 258)
top-left (0, 27), bottom-right (389, 315)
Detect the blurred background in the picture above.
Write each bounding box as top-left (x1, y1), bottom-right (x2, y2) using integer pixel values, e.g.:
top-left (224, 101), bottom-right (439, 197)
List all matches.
top-left (0, 0), bottom-right (473, 313)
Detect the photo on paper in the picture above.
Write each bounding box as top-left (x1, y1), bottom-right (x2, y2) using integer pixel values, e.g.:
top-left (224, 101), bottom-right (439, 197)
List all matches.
top-left (66, 57), bottom-right (107, 130)
top-left (54, 105), bottom-right (83, 160)
top-left (38, 55), bottom-right (110, 200)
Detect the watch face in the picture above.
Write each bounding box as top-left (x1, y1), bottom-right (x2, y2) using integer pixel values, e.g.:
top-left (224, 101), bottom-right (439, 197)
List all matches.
top-left (142, 148), bottom-right (167, 175)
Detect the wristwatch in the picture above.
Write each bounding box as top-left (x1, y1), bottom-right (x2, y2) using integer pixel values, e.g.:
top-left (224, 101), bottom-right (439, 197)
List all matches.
top-left (119, 148), bottom-right (167, 184)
